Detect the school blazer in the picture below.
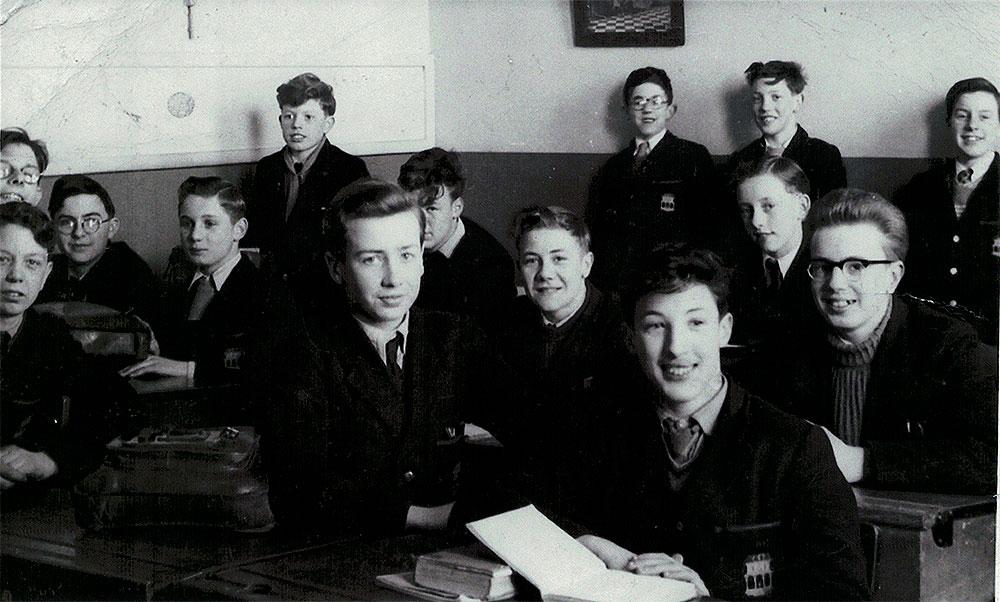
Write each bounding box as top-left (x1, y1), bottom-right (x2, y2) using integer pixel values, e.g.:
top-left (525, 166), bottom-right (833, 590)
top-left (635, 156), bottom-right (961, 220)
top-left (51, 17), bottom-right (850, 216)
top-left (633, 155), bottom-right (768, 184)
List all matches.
top-left (728, 239), bottom-right (814, 345)
top-left (728, 126), bottom-right (847, 203)
top-left (747, 295), bottom-right (998, 495)
top-left (255, 305), bottom-right (512, 537)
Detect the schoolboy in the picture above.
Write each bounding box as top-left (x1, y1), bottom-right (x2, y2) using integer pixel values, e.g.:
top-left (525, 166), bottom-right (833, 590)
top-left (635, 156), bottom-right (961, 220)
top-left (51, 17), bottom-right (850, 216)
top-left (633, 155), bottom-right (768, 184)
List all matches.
top-left (120, 177), bottom-right (262, 389)
top-left (580, 243), bottom-right (869, 600)
top-left (729, 156), bottom-right (813, 343)
top-left (250, 72), bottom-right (369, 305)
top-left (499, 206), bottom-right (630, 523)
top-left (894, 77), bottom-right (1000, 341)
top-left (252, 179), bottom-right (516, 537)
top-left (586, 67), bottom-right (726, 290)
top-left (1, 128), bottom-right (48, 206)
top-left (728, 61), bottom-right (846, 203)
top-left (1, 203), bottom-right (126, 490)
top-left (38, 175), bottom-right (160, 326)
top-left (748, 189), bottom-right (997, 495)
top-left (397, 148), bottom-right (514, 329)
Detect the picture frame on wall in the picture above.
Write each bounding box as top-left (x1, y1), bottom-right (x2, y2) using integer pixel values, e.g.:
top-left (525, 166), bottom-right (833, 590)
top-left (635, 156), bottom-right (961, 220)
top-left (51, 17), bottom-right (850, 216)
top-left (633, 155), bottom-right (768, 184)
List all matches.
top-left (572, 0), bottom-right (685, 47)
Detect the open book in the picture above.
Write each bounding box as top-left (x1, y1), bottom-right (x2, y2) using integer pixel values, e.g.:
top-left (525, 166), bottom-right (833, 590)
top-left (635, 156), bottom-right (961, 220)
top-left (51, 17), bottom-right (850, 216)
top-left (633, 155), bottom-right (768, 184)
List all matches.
top-left (466, 505), bottom-right (697, 602)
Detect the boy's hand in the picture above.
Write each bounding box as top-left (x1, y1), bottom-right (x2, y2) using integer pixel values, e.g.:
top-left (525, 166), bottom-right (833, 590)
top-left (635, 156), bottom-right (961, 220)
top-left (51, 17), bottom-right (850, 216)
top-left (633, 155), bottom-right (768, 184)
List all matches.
top-left (119, 355), bottom-right (189, 379)
top-left (820, 426), bottom-right (865, 483)
top-left (627, 553), bottom-right (710, 597)
top-left (577, 534), bottom-right (635, 570)
top-left (0, 445), bottom-right (58, 485)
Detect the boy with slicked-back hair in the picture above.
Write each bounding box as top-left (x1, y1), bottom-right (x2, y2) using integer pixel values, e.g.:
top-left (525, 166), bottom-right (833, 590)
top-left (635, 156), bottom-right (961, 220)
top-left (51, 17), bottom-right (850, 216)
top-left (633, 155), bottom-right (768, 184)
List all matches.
top-left (587, 67), bottom-right (727, 291)
top-left (728, 61), bottom-right (846, 204)
top-left (249, 72), bottom-right (369, 307)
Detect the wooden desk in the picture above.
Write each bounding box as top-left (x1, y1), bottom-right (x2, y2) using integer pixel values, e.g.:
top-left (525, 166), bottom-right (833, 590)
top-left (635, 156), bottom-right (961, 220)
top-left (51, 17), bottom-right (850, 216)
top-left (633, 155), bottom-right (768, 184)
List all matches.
top-left (129, 375), bottom-right (242, 427)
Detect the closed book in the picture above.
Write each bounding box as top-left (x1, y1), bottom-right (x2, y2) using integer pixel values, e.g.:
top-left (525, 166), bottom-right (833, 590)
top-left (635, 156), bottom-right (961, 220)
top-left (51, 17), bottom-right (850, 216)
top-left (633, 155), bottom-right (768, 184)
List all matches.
top-left (415, 542), bottom-right (516, 599)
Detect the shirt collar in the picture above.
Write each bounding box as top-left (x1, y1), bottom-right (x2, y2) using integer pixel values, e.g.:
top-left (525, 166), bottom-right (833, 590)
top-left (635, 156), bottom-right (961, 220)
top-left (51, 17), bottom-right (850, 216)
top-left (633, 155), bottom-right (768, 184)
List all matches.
top-left (956, 152), bottom-right (996, 185)
top-left (762, 123), bottom-right (798, 154)
top-left (437, 218), bottom-right (466, 259)
top-left (283, 139), bottom-right (325, 178)
top-left (541, 281), bottom-right (589, 328)
top-left (356, 312), bottom-right (410, 366)
top-left (657, 374), bottom-right (728, 436)
top-left (635, 128), bottom-right (668, 154)
top-left (189, 252), bottom-right (242, 292)
top-left (763, 231), bottom-right (803, 276)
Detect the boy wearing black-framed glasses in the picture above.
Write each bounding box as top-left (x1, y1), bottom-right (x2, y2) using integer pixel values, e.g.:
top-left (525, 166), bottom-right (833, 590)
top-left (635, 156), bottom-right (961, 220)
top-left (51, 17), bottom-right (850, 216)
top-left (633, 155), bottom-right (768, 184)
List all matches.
top-left (743, 188), bottom-right (997, 495)
top-left (38, 175), bottom-right (160, 327)
top-left (586, 67), bottom-right (729, 291)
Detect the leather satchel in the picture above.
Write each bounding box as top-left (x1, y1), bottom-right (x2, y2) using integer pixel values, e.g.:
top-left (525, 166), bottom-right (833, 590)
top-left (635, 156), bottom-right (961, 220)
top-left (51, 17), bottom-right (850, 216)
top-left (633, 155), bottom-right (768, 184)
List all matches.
top-left (73, 426), bottom-right (274, 532)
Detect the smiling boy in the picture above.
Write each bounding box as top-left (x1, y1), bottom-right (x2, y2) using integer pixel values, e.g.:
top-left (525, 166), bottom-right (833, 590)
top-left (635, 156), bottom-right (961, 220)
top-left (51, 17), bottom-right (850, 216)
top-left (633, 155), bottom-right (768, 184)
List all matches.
top-left (895, 77), bottom-right (1000, 341)
top-left (587, 67), bottom-right (724, 291)
top-left (579, 243), bottom-right (868, 600)
top-left (37, 175), bottom-right (159, 325)
top-left (1, 128), bottom-right (48, 206)
top-left (728, 61), bottom-right (846, 203)
top-left (250, 73), bottom-right (369, 306)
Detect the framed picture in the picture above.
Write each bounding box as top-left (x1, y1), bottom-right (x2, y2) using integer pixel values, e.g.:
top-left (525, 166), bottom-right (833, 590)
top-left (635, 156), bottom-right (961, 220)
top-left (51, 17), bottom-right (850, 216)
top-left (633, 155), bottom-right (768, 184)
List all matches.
top-left (572, 0), bottom-right (685, 47)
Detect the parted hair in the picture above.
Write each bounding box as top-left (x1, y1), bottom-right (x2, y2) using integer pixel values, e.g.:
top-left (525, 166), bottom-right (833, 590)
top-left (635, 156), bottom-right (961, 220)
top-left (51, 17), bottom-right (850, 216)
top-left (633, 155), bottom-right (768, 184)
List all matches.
top-left (1, 127), bottom-right (50, 173)
top-left (177, 176), bottom-right (246, 222)
top-left (945, 77), bottom-right (1000, 122)
top-left (49, 175), bottom-right (116, 219)
top-left (733, 155), bottom-right (811, 197)
top-left (0, 201), bottom-right (56, 254)
top-left (744, 60), bottom-right (807, 94)
top-left (624, 243), bottom-right (730, 320)
top-left (623, 66), bottom-right (674, 106)
top-left (323, 178), bottom-right (425, 260)
top-left (277, 72), bottom-right (337, 116)
top-left (810, 188), bottom-right (909, 261)
top-left (398, 147), bottom-right (466, 203)
top-left (510, 205), bottom-right (591, 253)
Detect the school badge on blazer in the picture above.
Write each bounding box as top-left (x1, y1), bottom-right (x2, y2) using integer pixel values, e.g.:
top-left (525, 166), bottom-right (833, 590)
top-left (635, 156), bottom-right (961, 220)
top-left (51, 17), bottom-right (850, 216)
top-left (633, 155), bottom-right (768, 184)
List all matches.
top-left (743, 552), bottom-right (774, 598)
top-left (713, 520), bottom-right (781, 600)
top-left (992, 236), bottom-right (1000, 258)
top-left (660, 193), bottom-right (676, 212)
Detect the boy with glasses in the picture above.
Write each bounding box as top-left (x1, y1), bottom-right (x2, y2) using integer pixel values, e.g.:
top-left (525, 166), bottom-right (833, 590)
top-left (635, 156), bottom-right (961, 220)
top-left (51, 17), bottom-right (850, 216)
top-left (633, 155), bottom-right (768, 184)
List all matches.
top-left (745, 188), bottom-right (997, 494)
top-left (38, 175), bottom-right (160, 327)
top-left (894, 77), bottom-right (1000, 342)
top-left (586, 67), bottom-right (726, 291)
top-left (1, 128), bottom-right (48, 206)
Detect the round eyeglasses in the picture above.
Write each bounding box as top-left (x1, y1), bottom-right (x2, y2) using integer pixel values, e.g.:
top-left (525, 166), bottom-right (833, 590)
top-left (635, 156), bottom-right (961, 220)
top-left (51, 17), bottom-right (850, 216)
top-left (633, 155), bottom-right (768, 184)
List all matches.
top-left (55, 215), bottom-right (112, 235)
top-left (807, 258), bottom-right (896, 282)
top-left (1, 161), bottom-right (41, 185)
top-left (629, 96), bottom-right (670, 111)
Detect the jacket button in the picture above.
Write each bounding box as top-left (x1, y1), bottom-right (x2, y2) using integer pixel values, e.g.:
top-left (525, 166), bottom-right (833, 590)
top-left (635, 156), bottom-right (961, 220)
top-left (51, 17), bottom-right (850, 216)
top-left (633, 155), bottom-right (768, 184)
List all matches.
top-left (953, 234), bottom-right (960, 243)
top-left (949, 300), bottom-right (958, 306)
top-left (949, 267), bottom-right (958, 275)
top-left (676, 521), bottom-right (684, 532)
top-left (403, 470), bottom-right (415, 482)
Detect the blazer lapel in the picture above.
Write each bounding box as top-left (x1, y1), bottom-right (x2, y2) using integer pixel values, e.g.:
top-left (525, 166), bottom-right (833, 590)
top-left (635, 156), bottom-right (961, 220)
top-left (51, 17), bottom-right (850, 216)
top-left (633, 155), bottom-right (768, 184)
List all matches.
top-left (333, 315), bottom-right (406, 436)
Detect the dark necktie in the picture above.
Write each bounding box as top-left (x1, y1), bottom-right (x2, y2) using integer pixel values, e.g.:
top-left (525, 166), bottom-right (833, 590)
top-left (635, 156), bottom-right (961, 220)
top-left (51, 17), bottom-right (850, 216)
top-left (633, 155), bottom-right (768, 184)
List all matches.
top-left (187, 275), bottom-right (216, 321)
top-left (385, 331), bottom-right (404, 388)
top-left (956, 168), bottom-right (973, 185)
top-left (0, 331), bottom-right (11, 356)
top-left (633, 141), bottom-right (650, 174)
top-left (764, 256), bottom-right (783, 298)
top-left (955, 168), bottom-right (974, 218)
top-left (661, 416), bottom-right (704, 472)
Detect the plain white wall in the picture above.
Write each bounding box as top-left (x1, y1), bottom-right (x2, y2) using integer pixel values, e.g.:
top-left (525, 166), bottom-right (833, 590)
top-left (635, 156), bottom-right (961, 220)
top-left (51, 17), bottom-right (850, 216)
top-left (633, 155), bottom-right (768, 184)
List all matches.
top-left (430, 0), bottom-right (1000, 158)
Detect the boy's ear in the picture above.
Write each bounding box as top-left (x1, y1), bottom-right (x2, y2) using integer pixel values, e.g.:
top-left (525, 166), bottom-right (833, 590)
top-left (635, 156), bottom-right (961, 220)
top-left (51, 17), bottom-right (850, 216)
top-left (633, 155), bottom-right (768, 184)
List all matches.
top-left (322, 114), bottom-right (335, 134)
top-left (664, 103), bottom-right (678, 121)
top-left (581, 250), bottom-right (595, 279)
top-left (107, 217), bottom-right (121, 239)
top-left (451, 196), bottom-right (464, 218)
top-left (324, 251), bottom-right (344, 284)
top-left (792, 92), bottom-right (804, 114)
top-left (232, 217), bottom-right (248, 242)
top-left (797, 193), bottom-right (811, 220)
top-left (719, 312), bottom-right (734, 347)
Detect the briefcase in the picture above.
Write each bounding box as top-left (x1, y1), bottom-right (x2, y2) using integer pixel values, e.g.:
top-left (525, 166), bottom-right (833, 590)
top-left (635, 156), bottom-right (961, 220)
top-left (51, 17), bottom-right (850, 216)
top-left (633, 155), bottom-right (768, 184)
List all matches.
top-left (855, 488), bottom-right (996, 601)
top-left (73, 426), bottom-right (275, 532)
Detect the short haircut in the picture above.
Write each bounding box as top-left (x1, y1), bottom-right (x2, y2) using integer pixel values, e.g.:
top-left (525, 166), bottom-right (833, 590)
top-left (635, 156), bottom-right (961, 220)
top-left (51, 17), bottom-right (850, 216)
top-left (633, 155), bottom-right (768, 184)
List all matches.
top-left (49, 175), bottom-right (116, 219)
top-left (510, 205), bottom-right (590, 253)
top-left (809, 188), bottom-right (909, 261)
top-left (945, 77), bottom-right (1000, 122)
top-left (323, 178), bottom-right (425, 260)
top-left (0, 201), bottom-right (56, 254)
top-left (276, 72), bottom-right (336, 116)
top-left (1, 127), bottom-right (50, 173)
top-left (623, 66), bottom-right (674, 106)
top-left (733, 155), bottom-right (811, 197)
top-left (624, 243), bottom-right (730, 320)
top-left (398, 147), bottom-right (466, 203)
top-left (176, 176), bottom-right (246, 222)
top-left (744, 61), bottom-right (807, 94)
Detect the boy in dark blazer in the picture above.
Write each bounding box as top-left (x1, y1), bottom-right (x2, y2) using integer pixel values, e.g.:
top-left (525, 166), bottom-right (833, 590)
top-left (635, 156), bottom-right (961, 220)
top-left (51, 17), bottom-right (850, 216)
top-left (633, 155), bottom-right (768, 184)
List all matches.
top-left (249, 72), bottom-right (369, 306)
top-left (397, 147), bottom-right (514, 331)
top-left (728, 61), bottom-right (846, 204)
top-left (120, 177), bottom-right (263, 389)
top-left (579, 244), bottom-right (869, 601)
top-left (587, 67), bottom-right (727, 290)
top-left (894, 77), bottom-right (999, 341)
top-left (253, 179), bottom-right (515, 537)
